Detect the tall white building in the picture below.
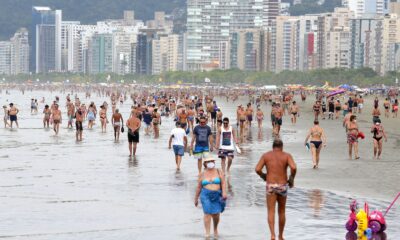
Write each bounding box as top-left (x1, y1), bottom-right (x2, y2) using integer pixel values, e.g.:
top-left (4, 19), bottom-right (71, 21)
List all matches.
top-left (186, 0), bottom-right (264, 71)
top-left (113, 30), bottom-right (138, 75)
top-left (345, 0), bottom-right (389, 18)
top-left (275, 16), bottom-right (300, 72)
top-left (10, 28), bottom-right (29, 75)
top-left (0, 42), bottom-right (11, 75)
top-left (152, 34), bottom-right (179, 74)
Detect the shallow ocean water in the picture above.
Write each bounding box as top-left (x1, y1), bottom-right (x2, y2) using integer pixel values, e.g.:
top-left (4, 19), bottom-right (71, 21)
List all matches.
top-left (0, 89), bottom-right (399, 240)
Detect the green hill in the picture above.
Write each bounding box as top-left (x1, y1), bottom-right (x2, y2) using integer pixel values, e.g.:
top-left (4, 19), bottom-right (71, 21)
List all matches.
top-left (0, 0), bottom-right (185, 40)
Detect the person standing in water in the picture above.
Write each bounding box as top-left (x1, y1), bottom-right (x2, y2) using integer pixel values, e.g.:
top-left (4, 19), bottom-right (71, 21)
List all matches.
top-left (371, 120), bottom-right (387, 159)
top-left (3, 105), bottom-right (10, 128)
top-left (168, 122), bottom-right (188, 170)
top-left (304, 120), bottom-right (327, 169)
top-left (255, 139), bottom-right (297, 240)
top-left (87, 103), bottom-right (96, 129)
top-left (215, 117), bottom-right (238, 173)
top-left (191, 116), bottom-right (213, 173)
top-left (194, 157), bottom-right (227, 238)
top-left (75, 106), bottom-right (84, 142)
top-left (99, 105), bottom-right (107, 133)
top-left (51, 104), bottom-right (62, 135)
top-left (126, 112), bottom-right (141, 157)
top-left (8, 103), bottom-right (19, 128)
top-left (112, 109), bottom-right (123, 142)
top-left (43, 105), bottom-right (51, 128)
top-left (290, 101), bottom-right (299, 125)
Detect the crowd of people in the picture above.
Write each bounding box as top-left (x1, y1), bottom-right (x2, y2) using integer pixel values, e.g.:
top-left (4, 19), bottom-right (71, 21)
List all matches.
top-left (1, 84), bottom-right (399, 239)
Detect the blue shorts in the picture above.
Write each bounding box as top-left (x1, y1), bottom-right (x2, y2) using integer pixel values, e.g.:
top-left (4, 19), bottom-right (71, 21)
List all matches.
top-left (173, 145), bottom-right (185, 156)
top-left (193, 145), bottom-right (209, 159)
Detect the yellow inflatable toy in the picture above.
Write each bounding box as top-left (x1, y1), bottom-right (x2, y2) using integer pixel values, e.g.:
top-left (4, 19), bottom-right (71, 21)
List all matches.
top-left (356, 209), bottom-right (368, 237)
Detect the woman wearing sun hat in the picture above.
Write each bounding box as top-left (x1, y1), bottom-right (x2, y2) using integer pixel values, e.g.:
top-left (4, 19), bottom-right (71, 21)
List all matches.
top-left (194, 156), bottom-right (227, 238)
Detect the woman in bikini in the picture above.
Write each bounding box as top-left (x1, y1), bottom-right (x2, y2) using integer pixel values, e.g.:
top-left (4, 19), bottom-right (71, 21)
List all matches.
top-left (304, 120), bottom-right (327, 169)
top-left (346, 115), bottom-right (359, 159)
top-left (371, 120), bottom-right (387, 159)
top-left (99, 105), bottom-right (107, 133)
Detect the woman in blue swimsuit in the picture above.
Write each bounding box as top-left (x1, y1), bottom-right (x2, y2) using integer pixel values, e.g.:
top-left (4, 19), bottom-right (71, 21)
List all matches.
top-left (194, 157), bottom-right (227, 238)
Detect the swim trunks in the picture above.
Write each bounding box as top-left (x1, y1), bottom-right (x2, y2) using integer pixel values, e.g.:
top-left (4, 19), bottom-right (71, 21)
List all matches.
top-left (267, 183), bottom-right (288, 197)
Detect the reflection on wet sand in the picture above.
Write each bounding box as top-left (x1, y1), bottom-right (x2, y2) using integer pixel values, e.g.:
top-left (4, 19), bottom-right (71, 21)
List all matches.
top-left (308, 189), bottom-right (324, 217)
top-left (345, 232), bottom-right (387, 240)
top-left (1, 91), bottom-right (399, 239)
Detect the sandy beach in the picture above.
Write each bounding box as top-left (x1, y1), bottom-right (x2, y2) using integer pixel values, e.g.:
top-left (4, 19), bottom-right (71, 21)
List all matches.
top-left (0, 89), bottom-right (399, 239)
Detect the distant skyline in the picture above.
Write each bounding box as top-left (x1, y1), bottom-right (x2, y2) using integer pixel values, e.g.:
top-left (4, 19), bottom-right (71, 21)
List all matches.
top-left (0, 0), bottom-right (186, 40)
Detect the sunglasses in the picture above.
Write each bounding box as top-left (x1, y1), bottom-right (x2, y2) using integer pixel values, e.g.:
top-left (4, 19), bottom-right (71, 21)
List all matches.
top-left (223, 122), bottom-right (229, 124)
top-left (200, 121), bottom-right (206, 124)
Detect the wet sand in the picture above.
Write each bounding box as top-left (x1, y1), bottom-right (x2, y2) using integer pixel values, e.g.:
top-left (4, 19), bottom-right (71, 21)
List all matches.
top-left (0, 90), bottom-right (399, 239)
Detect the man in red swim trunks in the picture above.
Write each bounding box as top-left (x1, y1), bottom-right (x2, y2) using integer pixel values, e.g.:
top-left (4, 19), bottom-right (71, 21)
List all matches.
top-left (255, 139), bottom-right (297, 240)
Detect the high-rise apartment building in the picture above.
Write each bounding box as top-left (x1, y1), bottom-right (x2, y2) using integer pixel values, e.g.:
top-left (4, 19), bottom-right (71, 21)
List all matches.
top-left (10, 28), bottom-right (29, 75)
top-left (317, 8), bottom-right (354, 68)
top-left (0, 42), bottom-right (11, 75)
top-left (124, 11), bottom-right (135, 26)
top-left (264, 0), bottom-right (282, 29)
top-left (325, 26), bottom-right (351, 69)
top-left (31, 6), bottom-right (54, 72)
top-left (186, 0), bottom-right (264, 71)
top-left (345, 0), bottom-right (389, 18)
top-left (31, 7), bottom-right (62, 73)
top-left (381, 14), bottom-right (400, 74)
top-left (113, 31), bottom-right (137, 75)
top-left (36, 24), bottom-right (56, 73)
top-left (152, 34), bottom-right (179, 74)
top-left (350, 17), bottom-right (383, 71)
top-left (88, 33), bottom-right (113, 74)
top-left (275, 16), bottom-right (300, 72)
top-left (230, 29), bottom-right (264, 71)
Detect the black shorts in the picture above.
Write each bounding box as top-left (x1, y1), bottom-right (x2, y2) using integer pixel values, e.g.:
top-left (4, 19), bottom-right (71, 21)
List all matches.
top-left (75, 121), bottom-right (83, 131)
top-left (275, 118), bottom-right (282, 126)
top-left (211, 112), bottom-right (217, 119)
top-left (128, 131), bottom-right (139, 143)
top-left (10, 115), bottom-right (17, 122)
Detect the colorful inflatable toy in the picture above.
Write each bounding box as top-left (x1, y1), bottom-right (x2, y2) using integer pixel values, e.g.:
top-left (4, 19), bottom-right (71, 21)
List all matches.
top-left (345, 192), bottom-right (400, 236)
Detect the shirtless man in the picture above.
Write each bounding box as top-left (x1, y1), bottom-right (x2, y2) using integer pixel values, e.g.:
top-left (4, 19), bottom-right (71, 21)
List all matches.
top-left (179, 109), bottom-right (189, 131)
top-left (67, 100), bottom-right (75, 129)
top-left (112, 109), bottom-right (124, 142)
top-left (255, 139), bottom-right (297, 240)
top-left (51, 104), bottom-right (62, 135)
top-left (8, 103), bottom-right (19, 128)
top-left (289, 101), bottom-right (299, 125)
top-left (246, 103), bottom-right (254, 127)
top-left (75, 106), bottom-right (84, 141)
top-left (237, 106), bottom-right (246, 136)
top-left (273, 104), bottom-right (284, 136)
top-left (126, 112), bottom-right (141, 157)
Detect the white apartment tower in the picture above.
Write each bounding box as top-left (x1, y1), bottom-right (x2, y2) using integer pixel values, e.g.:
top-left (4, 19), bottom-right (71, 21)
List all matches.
top-left (186, 0), bottom-right (264, 71)
top-left (10, 28), bottom-right (29, 75)
top-left (345, 0), bottom-right (389, 18)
